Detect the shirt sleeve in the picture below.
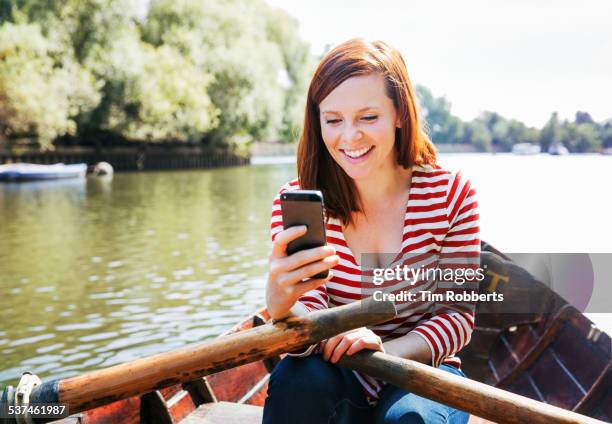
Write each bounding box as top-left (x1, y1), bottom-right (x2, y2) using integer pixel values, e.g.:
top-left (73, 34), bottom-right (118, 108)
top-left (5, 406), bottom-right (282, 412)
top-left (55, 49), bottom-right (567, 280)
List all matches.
top-left (410, 171), bottom-right (480, 367)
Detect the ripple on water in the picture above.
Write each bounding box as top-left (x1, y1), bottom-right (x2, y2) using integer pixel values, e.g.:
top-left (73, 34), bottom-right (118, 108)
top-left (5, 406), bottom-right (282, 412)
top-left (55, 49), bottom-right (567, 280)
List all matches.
top-left (106, 298), bottom-right (150, 305)
top-left (89, 291), bottom-right (124, 299)
top-left (172, 267), bottom-right (194, 278)
top-left (61, 352), bottom-right (91, 363)
top-left (22, 354), bottom-right (62, 365)
top-left (165, 292), bottom-right (195, 300)
top-left (122, 313), bottom-right (152, 322)
top-left (56, 322), bottom-right (103, 331)
top-left (9, 334), bottom-right (55, 347)
top-left (95, 331), bottom-right (162, 352)
top-left (120, 305), bottom-right (150, 314)
top-left (36, 343), bottom-right (64, 354)
top-left (35, 286), bottom-right (55, 293)
top-left (79, 332), bottom-right (119, 342)
top-left (151, 276), bottom-right (167, 283)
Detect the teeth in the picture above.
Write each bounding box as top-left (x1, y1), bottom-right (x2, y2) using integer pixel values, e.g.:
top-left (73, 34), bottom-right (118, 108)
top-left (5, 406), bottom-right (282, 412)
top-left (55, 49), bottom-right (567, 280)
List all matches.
top-left (344, 146), bottom-right (372, 158)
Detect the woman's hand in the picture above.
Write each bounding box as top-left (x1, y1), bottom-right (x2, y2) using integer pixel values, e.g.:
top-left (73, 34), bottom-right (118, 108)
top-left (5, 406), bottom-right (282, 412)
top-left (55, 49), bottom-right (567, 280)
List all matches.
top-left (321, 327), bottom-right (385, 364)
top-left (266, 225), bottom-right (339, 320)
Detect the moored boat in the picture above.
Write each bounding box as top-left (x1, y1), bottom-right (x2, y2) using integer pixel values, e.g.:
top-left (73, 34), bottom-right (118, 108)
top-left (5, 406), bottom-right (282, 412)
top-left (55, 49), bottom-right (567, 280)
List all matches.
top-left (0, 163), bottom-right (87, 181)
top-left (512, 143), bottom-right (541, 155)
top-left (548, 142), bottom-right (569, 155)
top-left (1, 243), bottom-right (610, 423)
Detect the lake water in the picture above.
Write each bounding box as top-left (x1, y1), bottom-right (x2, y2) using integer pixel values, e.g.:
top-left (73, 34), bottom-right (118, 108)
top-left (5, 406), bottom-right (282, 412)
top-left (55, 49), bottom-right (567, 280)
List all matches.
top-left (1, 153), bottom-right (610, 387)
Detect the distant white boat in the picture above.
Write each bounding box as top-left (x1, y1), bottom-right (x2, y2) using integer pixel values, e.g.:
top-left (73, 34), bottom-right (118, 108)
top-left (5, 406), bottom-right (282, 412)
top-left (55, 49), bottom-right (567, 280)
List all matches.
top-left (512, 143), bottom-right (541, 155)
top-left (548, 143), bottom-right (569, 155)
top-left (0, 163), bottom-right (87, 181)
top-left (250, 155), bottom-right (296, 165)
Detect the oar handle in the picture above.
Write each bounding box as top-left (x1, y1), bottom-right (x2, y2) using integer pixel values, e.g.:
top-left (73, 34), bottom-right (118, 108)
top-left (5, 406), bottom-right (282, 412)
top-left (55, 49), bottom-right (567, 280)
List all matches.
top-left (26, 297), bottom-right (396, 415)
top-left (338, 351), bottom-right (606, 424)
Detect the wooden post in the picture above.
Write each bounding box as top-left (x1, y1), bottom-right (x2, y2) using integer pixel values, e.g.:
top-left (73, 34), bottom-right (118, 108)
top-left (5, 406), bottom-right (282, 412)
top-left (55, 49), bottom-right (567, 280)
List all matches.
top-left (28, 298), bottom-right (396, 415)
top-left (338, 351), bottom-right (606, 424)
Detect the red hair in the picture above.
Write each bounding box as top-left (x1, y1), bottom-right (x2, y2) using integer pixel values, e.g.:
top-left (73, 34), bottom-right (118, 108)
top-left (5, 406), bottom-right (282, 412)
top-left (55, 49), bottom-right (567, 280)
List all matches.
top-left (297, 38), bottom-right (437, 225)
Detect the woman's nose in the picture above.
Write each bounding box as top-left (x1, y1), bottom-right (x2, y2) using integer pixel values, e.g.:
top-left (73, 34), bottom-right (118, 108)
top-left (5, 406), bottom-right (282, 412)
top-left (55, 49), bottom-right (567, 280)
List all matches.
top-left (341, 122), bottom-right (363, 145)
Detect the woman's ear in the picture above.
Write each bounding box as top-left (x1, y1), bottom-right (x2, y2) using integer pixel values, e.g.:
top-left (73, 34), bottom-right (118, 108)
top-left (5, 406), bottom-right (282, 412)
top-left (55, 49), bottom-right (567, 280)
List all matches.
top-left (395, 118), bottom-right (402, 128)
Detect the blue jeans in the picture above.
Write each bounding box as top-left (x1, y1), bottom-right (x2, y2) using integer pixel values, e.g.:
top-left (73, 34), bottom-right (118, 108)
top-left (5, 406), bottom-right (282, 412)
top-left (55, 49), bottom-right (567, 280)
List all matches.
top-left (263, 355), bottom-right (469, 424)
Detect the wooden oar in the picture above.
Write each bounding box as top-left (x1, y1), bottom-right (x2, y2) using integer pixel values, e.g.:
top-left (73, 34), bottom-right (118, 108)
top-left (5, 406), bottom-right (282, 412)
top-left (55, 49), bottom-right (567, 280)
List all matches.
top-left (338, 351), bottom-right (605, 424)
top-left (22, 298), bottom-right (395, 416)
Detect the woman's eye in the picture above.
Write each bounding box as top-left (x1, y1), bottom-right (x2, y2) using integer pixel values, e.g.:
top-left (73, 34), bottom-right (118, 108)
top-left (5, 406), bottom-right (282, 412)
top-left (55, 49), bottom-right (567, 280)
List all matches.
top-left (326, 119), bottom-right (341, 124)
top-left (362, 115), bottom-right (378, 121)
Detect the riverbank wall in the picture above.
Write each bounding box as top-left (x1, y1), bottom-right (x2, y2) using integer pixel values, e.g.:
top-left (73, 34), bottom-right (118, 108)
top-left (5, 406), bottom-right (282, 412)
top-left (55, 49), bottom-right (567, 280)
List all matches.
top-left (0, 146), bottom-right (250, 171)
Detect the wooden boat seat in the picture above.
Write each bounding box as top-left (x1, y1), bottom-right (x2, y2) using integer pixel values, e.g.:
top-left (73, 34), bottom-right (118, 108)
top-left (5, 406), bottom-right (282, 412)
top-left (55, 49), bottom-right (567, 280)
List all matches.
top-left (178, 401), bottom-right (496, 424)
top-left (181, 401), bottom-right (263, 424)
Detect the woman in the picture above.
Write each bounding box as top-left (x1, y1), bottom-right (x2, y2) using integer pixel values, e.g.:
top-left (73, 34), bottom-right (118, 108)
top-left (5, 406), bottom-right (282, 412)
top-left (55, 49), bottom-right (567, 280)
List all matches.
top-left (263, 39), bottom-right (479, 424)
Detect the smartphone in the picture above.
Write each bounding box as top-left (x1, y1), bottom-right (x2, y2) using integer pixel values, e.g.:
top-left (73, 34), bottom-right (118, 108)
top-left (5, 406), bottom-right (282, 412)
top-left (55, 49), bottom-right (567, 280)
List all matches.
top-left (280, 190), bottom-right (329, 279)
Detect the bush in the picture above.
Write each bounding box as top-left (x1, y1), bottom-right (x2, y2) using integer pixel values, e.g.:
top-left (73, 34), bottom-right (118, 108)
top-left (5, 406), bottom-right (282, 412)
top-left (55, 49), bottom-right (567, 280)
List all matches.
top-left (0, 22), bottom-right (99, 149)
top-left (85, 29), bottom-right (217, 142)
top-left (144, 0), bottom-right (309, 146)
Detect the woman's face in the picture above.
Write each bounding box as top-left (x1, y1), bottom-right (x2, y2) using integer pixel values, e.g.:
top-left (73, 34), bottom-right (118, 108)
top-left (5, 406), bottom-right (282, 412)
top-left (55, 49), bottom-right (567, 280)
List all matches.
top-left (319, 73), bottom-right (400, 181)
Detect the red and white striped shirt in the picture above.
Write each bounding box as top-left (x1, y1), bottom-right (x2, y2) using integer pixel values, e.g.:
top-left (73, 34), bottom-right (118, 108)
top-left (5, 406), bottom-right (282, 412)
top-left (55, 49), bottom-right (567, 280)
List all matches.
top-left (270, 164), bottom-right (480, 399)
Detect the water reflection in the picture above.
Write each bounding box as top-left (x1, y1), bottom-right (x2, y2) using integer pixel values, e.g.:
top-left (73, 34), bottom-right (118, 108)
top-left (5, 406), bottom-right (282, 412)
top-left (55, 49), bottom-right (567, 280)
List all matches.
top-left (0, 164), bottom-right (295, 386)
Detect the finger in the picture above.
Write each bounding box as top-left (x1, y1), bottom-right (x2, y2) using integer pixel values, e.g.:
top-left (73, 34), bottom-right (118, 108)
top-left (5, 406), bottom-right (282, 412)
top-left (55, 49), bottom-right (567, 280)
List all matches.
top-left (287, 245), bottom-right (336, 269)
top-left (271, 226), bottom-right (307, 258)
top-left (271, 245), bottom-right (335, 276)
top-left (293, 272), bottom-right (333, 297)
top-left (278, 255), bottom-right (339, 287)
top-left (330, 336), bottom-right (354, 364)
top-left (322, 334), bottom-right (343, 361)
top-left (345, 337), bottom-right (382, 356)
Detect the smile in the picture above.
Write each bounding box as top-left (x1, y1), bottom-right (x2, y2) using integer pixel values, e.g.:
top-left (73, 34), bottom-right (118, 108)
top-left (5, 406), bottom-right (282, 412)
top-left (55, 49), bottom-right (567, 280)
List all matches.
top-left (341, 146), bottom-right (374, 159)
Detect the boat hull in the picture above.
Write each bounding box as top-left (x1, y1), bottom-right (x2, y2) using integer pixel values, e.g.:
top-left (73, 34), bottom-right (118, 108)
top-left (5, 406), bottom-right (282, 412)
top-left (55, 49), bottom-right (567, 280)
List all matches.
top-left (0, 163), bottom-right (87, 181)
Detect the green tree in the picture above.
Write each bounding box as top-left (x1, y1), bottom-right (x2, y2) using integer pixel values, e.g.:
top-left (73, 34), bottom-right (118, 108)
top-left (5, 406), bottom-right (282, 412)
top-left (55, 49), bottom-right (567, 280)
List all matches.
top-left (416, 85), bottom-right (463, 144)
top-left (574, 123), bottom-right (600, 152)
top-left (505, 120), bottom-right (539, 148)
top-left (462, 120), bottom-right (492, 152)
top-left (85, 30), bottom-right (218, 143)
top-left (560, 121), bottom-right (600, 153)
top-left (539, 112), bottom-right (562, 152)
top-left (0, 22), bottom-right (99, 149)
top-left (575, 111), bottom-right (594, 125)
top-left (474, 112), bottom-right (512, 151)
top-left (6, 0), bottom-right (139, 62)
top-left (143, 0), bottom-right (305, 146)
top-left (600, 121), bottom-right (612, 149)
top-left (264, 7), bottom-right (314, 142)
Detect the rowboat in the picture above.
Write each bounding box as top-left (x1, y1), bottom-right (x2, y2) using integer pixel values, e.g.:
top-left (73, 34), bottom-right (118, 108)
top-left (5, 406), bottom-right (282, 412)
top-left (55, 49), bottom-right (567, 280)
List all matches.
top-left (2, 243), bottom-right (610, 423)
top-left (0, 163), bottom-right (87, 181)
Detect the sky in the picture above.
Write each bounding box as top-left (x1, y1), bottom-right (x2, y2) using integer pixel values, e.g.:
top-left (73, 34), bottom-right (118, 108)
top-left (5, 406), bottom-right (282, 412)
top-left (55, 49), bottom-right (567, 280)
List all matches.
top-left (265, 0), bottom-right (612, 128)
